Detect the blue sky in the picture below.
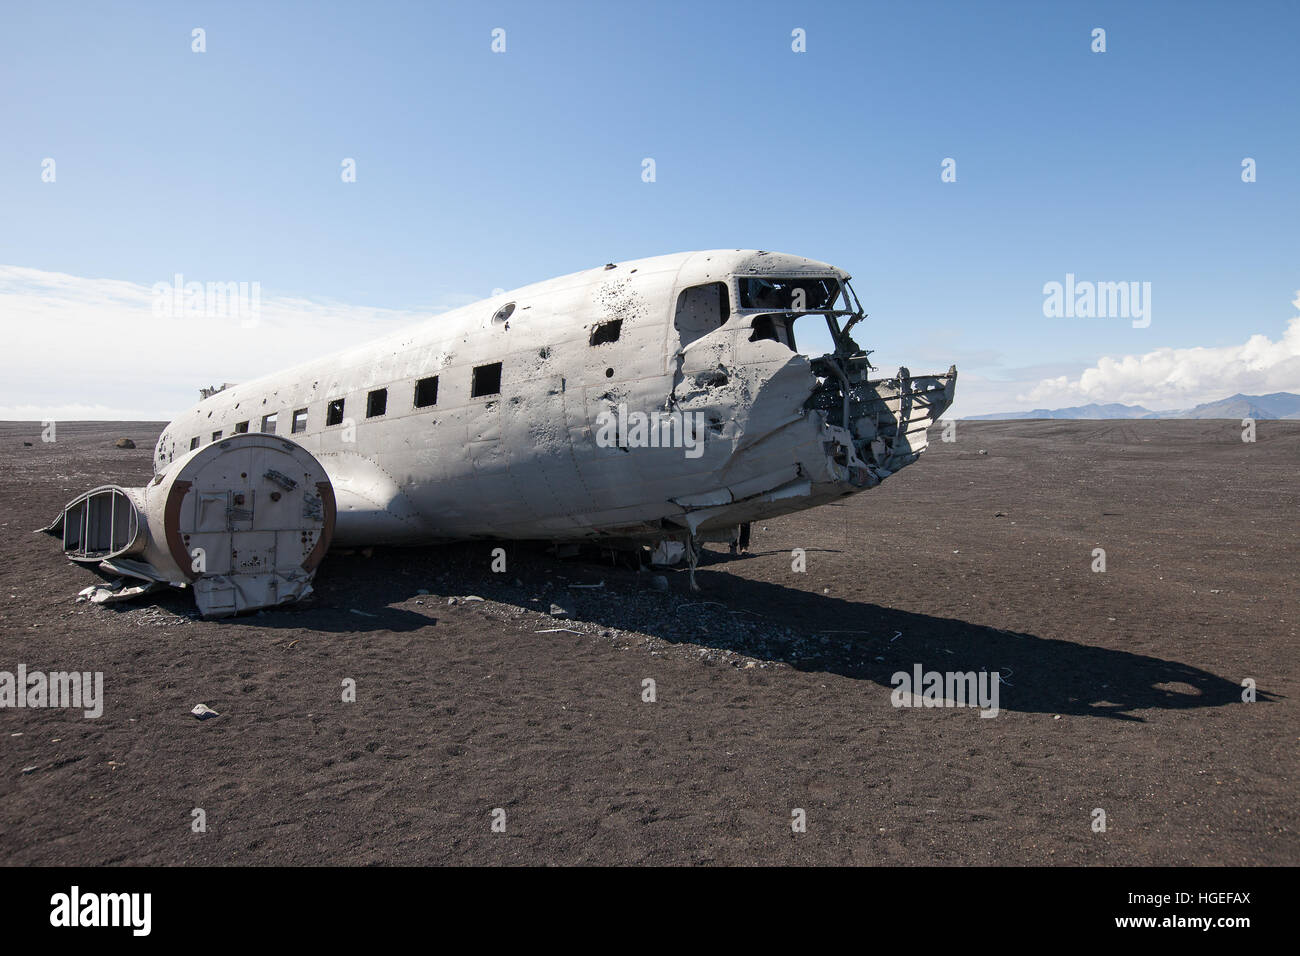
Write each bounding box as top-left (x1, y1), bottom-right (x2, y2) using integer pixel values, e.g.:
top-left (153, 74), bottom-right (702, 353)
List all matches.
top-left (1, 0), bottom-right (1297, 418)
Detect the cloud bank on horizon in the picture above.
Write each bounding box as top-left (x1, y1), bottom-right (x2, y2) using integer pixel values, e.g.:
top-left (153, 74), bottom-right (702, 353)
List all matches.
top-left (0, 265), bottom-right (471, 421)
top-left (1017, 293), bottom-right (1300, 412)
top-left (1, 265), bottom-right (1297, 421)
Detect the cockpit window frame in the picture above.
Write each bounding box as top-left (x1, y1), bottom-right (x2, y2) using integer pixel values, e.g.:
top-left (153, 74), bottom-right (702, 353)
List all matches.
top-left (731, 274), bottom-right (867, 357)
top-left (733, 275), bottom-right (846, 315)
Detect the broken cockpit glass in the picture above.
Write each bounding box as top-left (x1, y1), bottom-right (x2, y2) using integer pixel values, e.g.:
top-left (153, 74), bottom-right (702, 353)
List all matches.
top-left (738, 276), bottom-right (868, 359)
top-left (736, 276), bottom-right (842, 313)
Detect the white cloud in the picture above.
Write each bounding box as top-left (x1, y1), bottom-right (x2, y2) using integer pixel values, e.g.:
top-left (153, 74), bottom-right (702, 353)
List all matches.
top-left (1020, 293), bottom-right (1300, 410)
top-left (0, 265), bottom-right (458, 420)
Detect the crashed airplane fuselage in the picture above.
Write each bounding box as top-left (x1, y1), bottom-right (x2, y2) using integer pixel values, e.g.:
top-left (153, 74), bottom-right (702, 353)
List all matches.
top-left (46, 250), bottom-right (956, 615)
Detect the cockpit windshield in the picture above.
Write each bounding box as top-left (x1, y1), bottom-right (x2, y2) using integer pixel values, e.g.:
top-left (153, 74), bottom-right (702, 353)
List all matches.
top-left (738, 276), bottom-right (866, 358)
top-left (736, 276), bottom-right (842, 313)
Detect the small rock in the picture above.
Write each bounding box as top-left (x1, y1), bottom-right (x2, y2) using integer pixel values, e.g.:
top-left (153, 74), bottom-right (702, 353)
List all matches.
top-left (549, 604), bottom-right (570, 617)
top-left (447, 597), bottom-right (458, 605)
top-left (114, 437), bottom-right (136, 449)
top-left (191, 704), bottom-right (220, 720)
top-left (978, 449), bottom-right (988, 456)
top-left (21, 765), bottom-right (38, 775)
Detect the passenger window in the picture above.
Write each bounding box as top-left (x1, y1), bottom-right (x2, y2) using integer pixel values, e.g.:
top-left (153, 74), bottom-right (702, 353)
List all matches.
top-left (471, 362), bottom-right (502, 397)
top-left (326, 399), bottom-right (344, 426)
top-left (234, 421), bottom-right (249, 433)
top-left (674, 282), bottom-right (730, 345)
top-left (414, 376), bottom-right (438, 408)
top-left (367, 388), bottom-right (387, 418)
top-left (211, 431), bottom-right (222, 442)
top-left (190, 437), bottom-right (200, 450)
top-left (261, 412), bottom-right (277, 433)
top-left (291, 408), bottom-right (308, 433)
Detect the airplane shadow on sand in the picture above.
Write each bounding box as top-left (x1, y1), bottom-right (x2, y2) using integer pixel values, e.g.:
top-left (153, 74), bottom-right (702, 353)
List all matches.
top-left (227, 542), bottom-right (1272, 722)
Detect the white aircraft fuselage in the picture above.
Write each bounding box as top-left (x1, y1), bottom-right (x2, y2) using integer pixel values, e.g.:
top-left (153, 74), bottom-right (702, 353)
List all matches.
top-left (47, 250), bottom-right (955, 616)
top-left (153, 249), bottom-right (956, 548)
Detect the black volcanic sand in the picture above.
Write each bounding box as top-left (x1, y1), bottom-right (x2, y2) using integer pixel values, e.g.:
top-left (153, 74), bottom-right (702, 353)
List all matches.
top-left (0, 419), bottom-right (1294, 865)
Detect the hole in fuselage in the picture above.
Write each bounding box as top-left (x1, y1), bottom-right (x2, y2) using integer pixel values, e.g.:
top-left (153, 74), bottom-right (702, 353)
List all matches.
top-left (748, 313), bottom-right (797, 351)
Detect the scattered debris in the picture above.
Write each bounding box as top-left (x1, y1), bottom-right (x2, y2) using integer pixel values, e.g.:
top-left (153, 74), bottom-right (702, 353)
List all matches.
top-left (568, 580), bottom-right (604, 589)
top-left (549, 603), bottom-right (571, 617)
top-left (349, 608), bottom-right (378, 618)
top-left (191, 704), bottom-right (220, 720)
top-left (650, 575), bottom-right (669, 591)
top-left (462, 595), bottom-right (485, 602)
top-left (76, 580), bottom-right (162, 605)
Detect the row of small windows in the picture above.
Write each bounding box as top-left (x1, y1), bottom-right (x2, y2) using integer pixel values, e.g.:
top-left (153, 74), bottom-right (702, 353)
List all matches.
top-left (187, 363), bottom-right (504, 449)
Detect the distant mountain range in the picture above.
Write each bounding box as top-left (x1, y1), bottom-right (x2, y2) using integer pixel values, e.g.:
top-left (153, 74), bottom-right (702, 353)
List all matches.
top-left (965, 392), bottom-right (1300, 421)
